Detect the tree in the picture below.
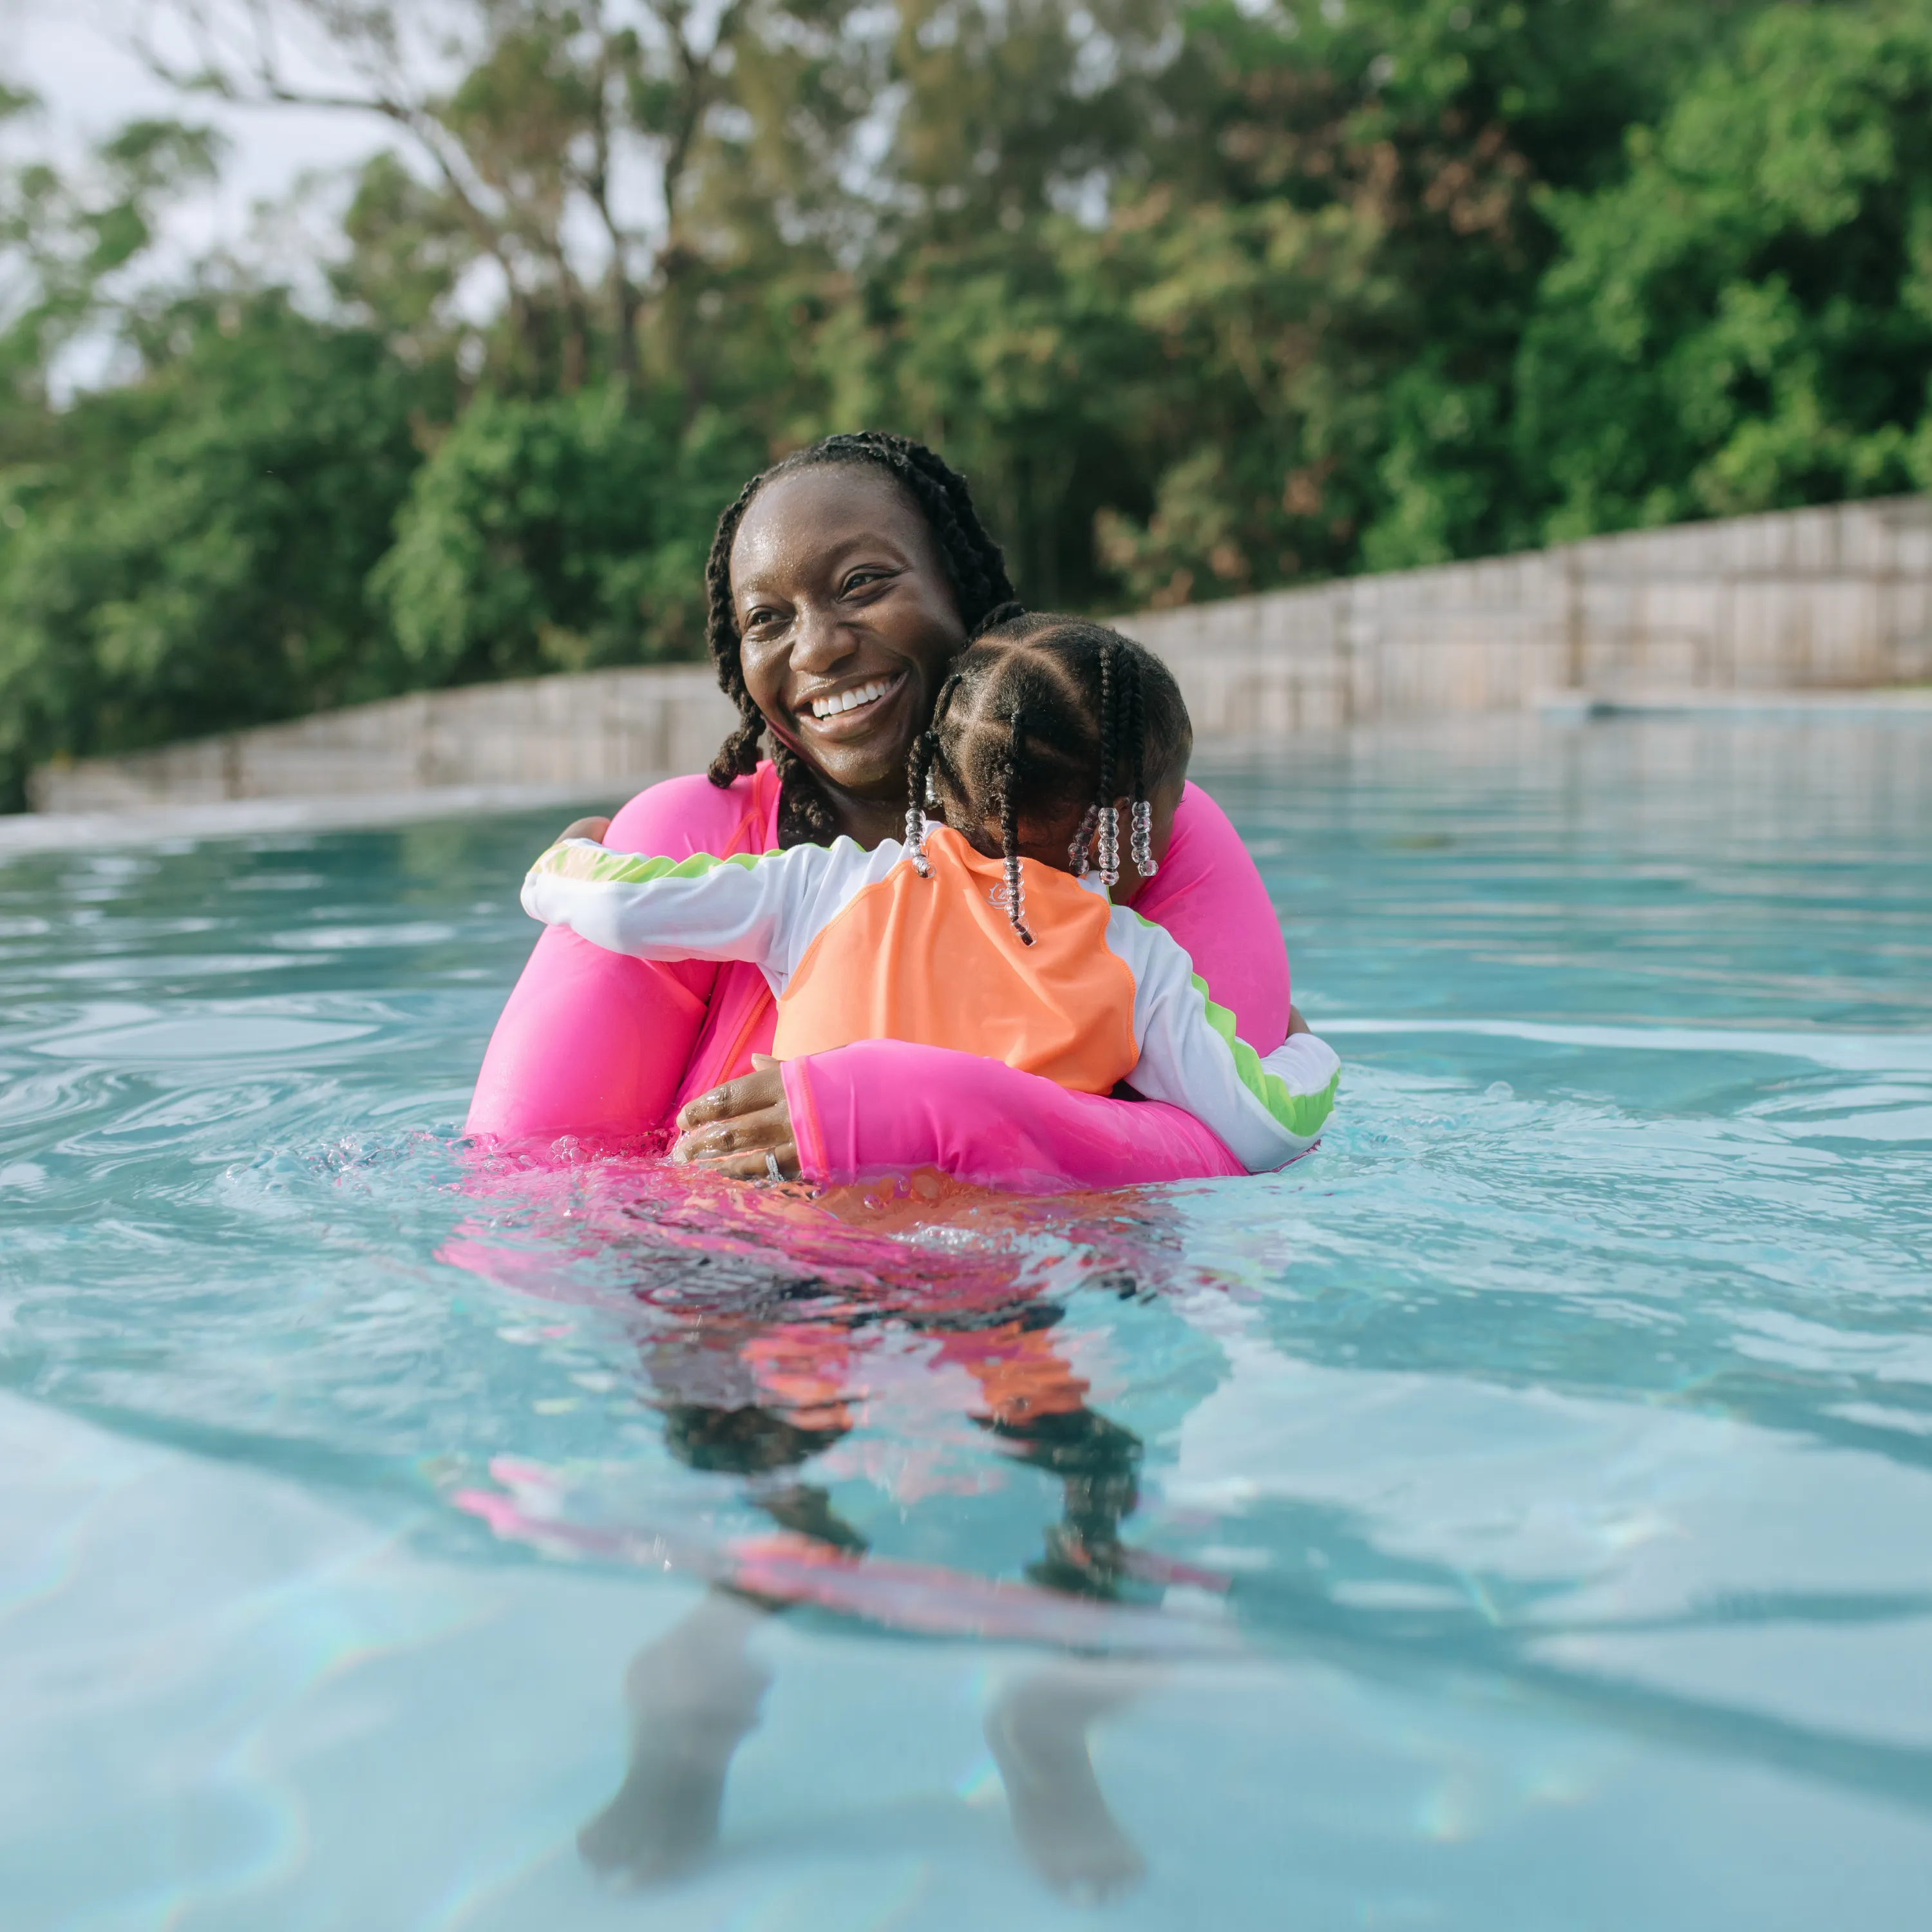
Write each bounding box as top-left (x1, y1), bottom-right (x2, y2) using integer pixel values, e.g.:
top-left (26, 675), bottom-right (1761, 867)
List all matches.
top-left (371, 384), bottom-right (762, 683)
top-left (1517, 3), bottom-right (1932, 536)
top-left (806, 1), bottom-right (1786, 612)
top-left (135, 0), bottom-right (881, 393)
top-left (0, 295), bottom-right (436, 808)
top-left (1080, 0), bottom-right (1786, 594)
top-left (10, 0), bottom-right (1929, 811)
top-left (1, 89), bottom-right (220, 456)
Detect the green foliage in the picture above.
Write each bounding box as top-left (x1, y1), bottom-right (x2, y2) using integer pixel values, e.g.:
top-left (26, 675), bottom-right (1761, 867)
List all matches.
top-left (0, 297), bottom-right (436, 808)
top-left (811, 225), bottom-right (1159, 605)
top-left (372, 386), bottom-right (763, 681)
top-left (2, 98), bottom-right (220, 442)
top-left (1517, 3), bottom-right (1932, 536)
top-left (6, 0), bottom-right (1932, 810)
top-left (1081, 0), bottom-right (1770, 589)
top-left (329, 151), bottom-right (473, 356)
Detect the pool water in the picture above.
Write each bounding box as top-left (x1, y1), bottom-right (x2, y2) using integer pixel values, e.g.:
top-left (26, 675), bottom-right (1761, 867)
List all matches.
top-left (3, 716), bottom-right (1929, 1931)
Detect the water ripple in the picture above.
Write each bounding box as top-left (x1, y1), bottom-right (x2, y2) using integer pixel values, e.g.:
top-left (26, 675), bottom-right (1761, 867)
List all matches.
top-left (3, 719), bottom-right (1931, 1920)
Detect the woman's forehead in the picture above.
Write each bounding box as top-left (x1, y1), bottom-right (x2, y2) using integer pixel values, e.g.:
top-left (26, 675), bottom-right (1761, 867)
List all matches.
top-left (730, 464), bottom-right (934, 592)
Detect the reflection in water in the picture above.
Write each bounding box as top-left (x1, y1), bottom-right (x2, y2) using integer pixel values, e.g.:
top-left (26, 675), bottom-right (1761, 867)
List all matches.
top-left (8, 722), bottom-right (1930, 1921)
top-left (452, 1156), bottom-right (1181, 1897)
top-left (447, 1146), bottom-right (1932, 1893)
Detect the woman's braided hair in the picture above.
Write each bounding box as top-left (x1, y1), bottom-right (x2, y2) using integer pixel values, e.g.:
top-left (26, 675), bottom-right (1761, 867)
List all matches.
top-left (703, 431), bottom-right (1017, 848)
top-left (907, 612), bottom-right (1191, 944)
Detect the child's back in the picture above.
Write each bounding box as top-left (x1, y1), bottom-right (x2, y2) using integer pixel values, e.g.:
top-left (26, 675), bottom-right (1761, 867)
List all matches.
top-left (778, 823), bottom-right (1136, 1092)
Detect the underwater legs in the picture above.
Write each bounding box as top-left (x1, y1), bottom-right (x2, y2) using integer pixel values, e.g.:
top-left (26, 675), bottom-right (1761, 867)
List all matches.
top-left (579, 1389), bottom-right (866, 1890)
top-left (985, 1660), bottom-right (1151, 1904)
top-left (974, 1402), bottom-right (1153, 1898)
top-left (578, 1586), bottom-right (775, 1888)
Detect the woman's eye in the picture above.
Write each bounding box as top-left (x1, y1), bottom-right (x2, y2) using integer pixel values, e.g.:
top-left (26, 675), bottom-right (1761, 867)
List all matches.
top-left (744, 606), bottom-right (782, 630)
top-left (842, 569), bottom-right (889, 596)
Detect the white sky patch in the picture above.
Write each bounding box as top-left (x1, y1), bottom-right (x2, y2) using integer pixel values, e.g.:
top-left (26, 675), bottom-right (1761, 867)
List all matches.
top-left (5, 0), bottom-right (395, 274)
top-left (2, 0), bottom-right (678, 383)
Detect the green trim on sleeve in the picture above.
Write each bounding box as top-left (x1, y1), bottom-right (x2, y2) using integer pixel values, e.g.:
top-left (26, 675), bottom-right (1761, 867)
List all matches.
top-left (1120, 903), bottom-right (1338, 1141)
top-left (527, 843), bottom-right (768, 886)
top-left (1193, 971), bottom-right (1339, 1139)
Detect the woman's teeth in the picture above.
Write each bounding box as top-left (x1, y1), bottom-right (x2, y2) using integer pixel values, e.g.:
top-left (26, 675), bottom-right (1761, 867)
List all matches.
top-left (810, 678), bottom-right (893, 720)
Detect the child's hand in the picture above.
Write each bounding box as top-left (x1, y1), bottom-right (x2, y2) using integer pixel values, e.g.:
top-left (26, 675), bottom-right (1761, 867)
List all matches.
top-left (556, 815), bottom-right (611, 846)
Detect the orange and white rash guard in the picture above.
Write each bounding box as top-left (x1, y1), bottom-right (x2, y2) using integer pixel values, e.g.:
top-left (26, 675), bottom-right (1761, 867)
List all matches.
top-left (522, 824), bottom-right (1339, 1173)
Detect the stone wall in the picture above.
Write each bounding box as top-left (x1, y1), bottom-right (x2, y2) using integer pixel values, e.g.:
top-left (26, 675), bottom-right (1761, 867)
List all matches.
top-left (30, 667), bottom-right (741, 813)
top-left (30, 493), bottom-right (1932, 812)
top-left (1115, 493), bottom-right (1932, 736)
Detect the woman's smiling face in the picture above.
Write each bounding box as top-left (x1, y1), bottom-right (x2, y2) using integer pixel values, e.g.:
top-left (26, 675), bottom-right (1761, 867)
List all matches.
top-left (731, 464), bottom-right (969, 813)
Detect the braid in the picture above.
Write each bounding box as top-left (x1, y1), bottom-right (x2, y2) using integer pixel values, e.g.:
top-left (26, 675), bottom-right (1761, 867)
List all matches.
top-left (972, 598), bottom-right (1027, 639)
top-left (843, 434), bottom-right (1016, 631)
top-left (701, 475), bottom-right (768, 791)
top-left (701, 431), bottom-right (1017, 848)
top-left (1095, 641), bottom-right (1121, 887)
top-left (1124, 649), bottom-right (1158, 878)
top-left (931, 616), bottom-right (1185, 935)
top-left (1066, 802), bottom-right (1099, 876)
top-left (998, 705), bottom-right (1036, 947)
top-left (770, 744), bottom-right (840, 846)
top-left (904, 668), bottom-right (965, 877)
top-left (904, 728), bottom-right (936, 875)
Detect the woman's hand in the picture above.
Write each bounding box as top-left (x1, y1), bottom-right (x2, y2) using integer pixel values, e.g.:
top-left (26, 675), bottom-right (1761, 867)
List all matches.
top-left (670, 1054), bottom-right (801, 1180)
top-left (555, 815), bottom-right (611, 846)
top-left (1288, 1004), bottom-right (1310, 1036)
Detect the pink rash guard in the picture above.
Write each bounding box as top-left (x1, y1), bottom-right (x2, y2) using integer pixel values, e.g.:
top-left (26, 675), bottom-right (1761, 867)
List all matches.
top-left (466, 762), bottom-right (1291, 1191)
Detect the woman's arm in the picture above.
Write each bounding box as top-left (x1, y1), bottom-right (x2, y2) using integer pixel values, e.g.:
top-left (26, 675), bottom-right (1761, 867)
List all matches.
top-left (1132, 781), bottom-right (1291, 1050)
top-left (465, 775), bottom-right (757, 1144)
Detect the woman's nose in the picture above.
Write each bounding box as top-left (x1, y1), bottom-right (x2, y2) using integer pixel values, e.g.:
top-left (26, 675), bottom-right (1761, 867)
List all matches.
top-left (790, 602), bottom-right (857, 672)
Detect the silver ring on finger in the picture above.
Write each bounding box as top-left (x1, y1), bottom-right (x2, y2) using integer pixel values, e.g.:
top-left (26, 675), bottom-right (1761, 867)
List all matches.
top-left (764, 1150), bottom-right (783, 1183)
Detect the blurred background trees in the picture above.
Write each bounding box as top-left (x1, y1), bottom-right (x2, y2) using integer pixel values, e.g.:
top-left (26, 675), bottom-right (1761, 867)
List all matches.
top-left (5, 0), bottom-right (1931, 806)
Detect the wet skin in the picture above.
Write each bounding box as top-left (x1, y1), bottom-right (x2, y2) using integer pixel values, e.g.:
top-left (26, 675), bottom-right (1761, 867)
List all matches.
top-left (733, 464), bottom-right (970, 846)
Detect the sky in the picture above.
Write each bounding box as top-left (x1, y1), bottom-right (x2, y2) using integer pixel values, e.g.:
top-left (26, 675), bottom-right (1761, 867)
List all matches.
top-left (5, 0), bottom-right (395, 263)
top-left (6, 0), bottom-right (682, 381)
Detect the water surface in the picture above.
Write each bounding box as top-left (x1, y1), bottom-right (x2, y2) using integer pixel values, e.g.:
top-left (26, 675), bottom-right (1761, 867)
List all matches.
top-left (3, 716), bottom-right (1929, 1929)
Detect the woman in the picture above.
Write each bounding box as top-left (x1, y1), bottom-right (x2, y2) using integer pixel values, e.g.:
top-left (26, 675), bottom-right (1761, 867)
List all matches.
top-left (467, 431), bottom-right (1304, 1186)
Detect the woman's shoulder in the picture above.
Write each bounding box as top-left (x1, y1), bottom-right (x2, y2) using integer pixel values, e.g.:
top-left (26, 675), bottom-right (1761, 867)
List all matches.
top-left (604, 762), bottom-right (782, 859)
top-left (1171, 779), bottom-right (1240, 848)
top-left (1133, 775), bottom-right (1291, 1045)
top-left (1150, 779), bottom-right (1253, 890)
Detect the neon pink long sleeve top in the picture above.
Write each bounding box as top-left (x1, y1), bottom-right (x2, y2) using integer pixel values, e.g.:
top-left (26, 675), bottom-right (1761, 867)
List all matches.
top-left (466, 762), bottom-right (1291, 1190)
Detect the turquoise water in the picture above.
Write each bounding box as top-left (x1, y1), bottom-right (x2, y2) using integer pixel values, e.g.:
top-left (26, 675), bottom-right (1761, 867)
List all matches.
top-left (3, 716), bottom-right (1929, 1930)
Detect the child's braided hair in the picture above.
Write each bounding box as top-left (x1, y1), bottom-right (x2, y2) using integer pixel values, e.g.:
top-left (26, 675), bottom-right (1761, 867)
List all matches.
top-left (906, 612), bottom-right (1191, 944)
top-left (703, 432), bottom-right (1017, 848)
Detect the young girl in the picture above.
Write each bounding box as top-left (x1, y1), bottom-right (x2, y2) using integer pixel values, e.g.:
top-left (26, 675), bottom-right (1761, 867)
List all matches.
top-left (521, 612), bottom-right (1338, 1176)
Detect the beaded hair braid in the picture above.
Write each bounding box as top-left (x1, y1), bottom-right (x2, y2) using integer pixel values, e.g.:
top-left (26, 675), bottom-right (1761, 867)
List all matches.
top-left (907, 613), bottom-right (1191, 945)
top-left (996, 707), bottom-right (1035, 946)
top-left (702, 432), bottom-right (1017, 849)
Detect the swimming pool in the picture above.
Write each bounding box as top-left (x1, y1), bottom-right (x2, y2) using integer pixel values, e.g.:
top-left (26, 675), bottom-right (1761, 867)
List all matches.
top-left (3, 715), bottom-right (1929, 1929)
